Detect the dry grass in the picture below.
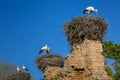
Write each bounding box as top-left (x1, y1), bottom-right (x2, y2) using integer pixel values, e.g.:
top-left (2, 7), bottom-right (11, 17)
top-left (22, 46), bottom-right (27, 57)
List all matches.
top-left (35, 54), bottom-right (64, 72)
top-left (7, 72), bottom-right (31, 80)
top-left (63, 16), bottom-right (108, 45)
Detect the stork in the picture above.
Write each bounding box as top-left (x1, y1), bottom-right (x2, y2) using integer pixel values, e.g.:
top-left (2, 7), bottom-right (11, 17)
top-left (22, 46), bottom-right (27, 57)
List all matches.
top-left (83, 6), bottom-right (98, 16)
top-left (17, 66), bottom-right (21, 72)
top-left (39, 44), bottom-right (50, 54)
top-left (22, 65), bottom-right (28, 71)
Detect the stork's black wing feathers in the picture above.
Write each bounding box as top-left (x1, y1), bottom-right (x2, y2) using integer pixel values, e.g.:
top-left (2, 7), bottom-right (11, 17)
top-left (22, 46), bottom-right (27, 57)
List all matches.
top-left (46, 50), bottom-right (50, 54)
top-left (83, 9), bottom-right (88, 14)
top-left (39, 49), bottom-right (43, 54)
top-left (25, 68), bottom-right (28, 71)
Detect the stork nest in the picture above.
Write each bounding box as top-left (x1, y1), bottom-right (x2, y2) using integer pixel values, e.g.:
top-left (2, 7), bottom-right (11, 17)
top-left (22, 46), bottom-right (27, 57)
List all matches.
top-left (35, 54), bottom-right (64, 72)
top-left (7, 72), bottom-right (31, 80)
top-left (63, 16), bottom-right (108, 45)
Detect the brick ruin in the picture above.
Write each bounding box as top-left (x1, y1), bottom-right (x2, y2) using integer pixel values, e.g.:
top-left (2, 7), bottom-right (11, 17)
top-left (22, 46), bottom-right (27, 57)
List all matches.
top-left (36, 16), bottom-right (112, 80)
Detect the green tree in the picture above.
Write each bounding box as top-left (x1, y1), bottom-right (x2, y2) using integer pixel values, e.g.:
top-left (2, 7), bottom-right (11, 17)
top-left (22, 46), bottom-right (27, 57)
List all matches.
top-left (114, 63), bottom-right (120, 80)
top-left (102, 41), bottom-right (120, 80)
top-left (105, 65), bottom-right (113, 77)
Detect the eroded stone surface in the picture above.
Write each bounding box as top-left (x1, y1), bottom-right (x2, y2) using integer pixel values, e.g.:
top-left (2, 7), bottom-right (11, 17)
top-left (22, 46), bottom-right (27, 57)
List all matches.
top-left (44, 66), bottom-right (62, 80)
top-left (44, 40), bottom-right (112, 80)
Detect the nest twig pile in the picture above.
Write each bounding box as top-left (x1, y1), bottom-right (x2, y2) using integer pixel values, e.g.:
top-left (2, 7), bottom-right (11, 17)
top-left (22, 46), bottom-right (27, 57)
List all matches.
top-left (35, 54), bottom-right (64, 72)
top-left (7, 72), bottom-right (31, 80)
top-left (63, 16), bottom-right (108, 45)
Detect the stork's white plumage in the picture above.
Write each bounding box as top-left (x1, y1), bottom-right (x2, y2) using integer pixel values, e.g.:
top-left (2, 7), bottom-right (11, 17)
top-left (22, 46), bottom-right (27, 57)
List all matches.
top-left (39, 44), bottom-right (50, 54)
top-left (22, 65), bottom-right (28, 71)
top-left (83, 6), bottom-right (98, 16)
top-left (17, 66), bottom-right (21, 72)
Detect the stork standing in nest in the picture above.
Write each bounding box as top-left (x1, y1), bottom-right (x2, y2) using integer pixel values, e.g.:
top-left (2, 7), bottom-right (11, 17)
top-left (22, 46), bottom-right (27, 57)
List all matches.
top-left (39, 44), bottom-right (50, 54)
top-left (83, 6), bottom-right (98, 16)
top-left (17, 65), bottom-right (21, 73)
top-left (22, 65), bottom-right (28, 71)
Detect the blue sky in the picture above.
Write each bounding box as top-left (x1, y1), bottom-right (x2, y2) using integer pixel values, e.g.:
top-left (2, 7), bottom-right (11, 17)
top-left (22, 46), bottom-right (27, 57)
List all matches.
top-left (0, 0), bottom-right (120, 80)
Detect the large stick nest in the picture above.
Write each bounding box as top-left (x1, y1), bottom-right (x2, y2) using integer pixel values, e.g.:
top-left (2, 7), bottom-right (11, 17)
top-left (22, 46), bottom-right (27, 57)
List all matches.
top-left (7, 72), bottom-right (31, 80)
top-left (63, 16), bottom-right (108, 45)
top-left (35, 54), bottom-right (64, 72)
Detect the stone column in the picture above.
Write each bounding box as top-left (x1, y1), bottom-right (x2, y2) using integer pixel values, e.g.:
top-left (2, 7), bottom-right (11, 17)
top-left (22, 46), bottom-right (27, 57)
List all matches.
top-left (81, 39), bottom-right (112, 80)
top-left (63, 44), bottom-right (85, 80)
top-left (44, 66), bottom-right (62, 80)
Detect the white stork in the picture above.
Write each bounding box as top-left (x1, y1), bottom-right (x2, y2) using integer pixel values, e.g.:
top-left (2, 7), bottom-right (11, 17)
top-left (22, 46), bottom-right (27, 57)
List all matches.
top-left (83, 6), bottom-right (98, 16)
top-left (17, 66), bottom-right (21, 72)
top-left (22, 65), bottom-right (28, 71)
top-left (39, 44), bottom-right (50, 54)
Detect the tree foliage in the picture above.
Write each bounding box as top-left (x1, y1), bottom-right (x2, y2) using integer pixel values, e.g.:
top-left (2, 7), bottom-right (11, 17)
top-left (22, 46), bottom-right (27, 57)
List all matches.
top-left (102, 41), bottom-right (120, 80)
top-left (105, 65), bottom-right (113, 77)
top-left (102, 41), bottom-right (120, 62)
top-left (114, 63), bottom-right (120, 80)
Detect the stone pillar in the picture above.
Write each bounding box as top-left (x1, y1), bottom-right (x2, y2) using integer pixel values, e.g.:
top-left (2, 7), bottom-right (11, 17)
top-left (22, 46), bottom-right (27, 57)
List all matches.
top-left (63, 44), bottom-right (85, 80)
top-left (63, 39), bottom-right (112, 80)
top-left (44, 66), bottom-right (62, 80)
top-left (81, 39), bottom-right (112, 80)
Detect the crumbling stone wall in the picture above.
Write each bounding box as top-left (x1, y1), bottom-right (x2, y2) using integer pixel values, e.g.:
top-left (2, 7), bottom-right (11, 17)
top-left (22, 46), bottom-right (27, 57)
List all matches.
top-left (82, 39), bottom-right (112, 80)
top-left (44, 66), bottom-right (62, 80)
top-left (37, 17), bottom-right (112, 80)
top-left (60, 39), bottom-right (112, 80)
